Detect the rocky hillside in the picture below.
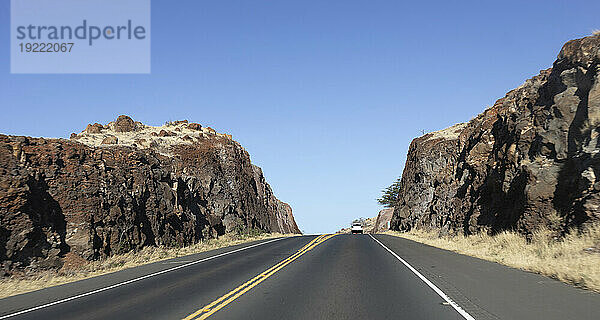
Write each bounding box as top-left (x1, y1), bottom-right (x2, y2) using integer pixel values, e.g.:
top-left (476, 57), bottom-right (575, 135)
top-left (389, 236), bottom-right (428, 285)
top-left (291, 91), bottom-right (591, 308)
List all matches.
top-left (0, 116), bottom-right (299, 274)
top-left (391, 35), bottom-right (600, 236)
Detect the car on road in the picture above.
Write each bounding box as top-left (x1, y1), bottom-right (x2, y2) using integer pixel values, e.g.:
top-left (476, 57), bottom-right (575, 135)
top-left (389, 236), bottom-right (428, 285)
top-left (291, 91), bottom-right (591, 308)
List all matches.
top-left (351, 222), bottom-right (363, 234)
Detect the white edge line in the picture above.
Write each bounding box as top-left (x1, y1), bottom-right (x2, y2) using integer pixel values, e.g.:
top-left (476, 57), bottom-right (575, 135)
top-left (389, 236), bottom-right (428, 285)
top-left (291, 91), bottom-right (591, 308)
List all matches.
top-left (0, 237), bottom-right (290, 319)
top-left (369, 234), bottom-right (476, 320)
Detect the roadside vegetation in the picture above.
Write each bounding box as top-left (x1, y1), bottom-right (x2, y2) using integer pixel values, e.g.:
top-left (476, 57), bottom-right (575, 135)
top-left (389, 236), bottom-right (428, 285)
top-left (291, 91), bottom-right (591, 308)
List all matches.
top-left (0, 230), bottom-right (294, 299)
top-left (376, 177), bottom-right (401, 207)
top-left (385, 224), bottom-right (600, 292)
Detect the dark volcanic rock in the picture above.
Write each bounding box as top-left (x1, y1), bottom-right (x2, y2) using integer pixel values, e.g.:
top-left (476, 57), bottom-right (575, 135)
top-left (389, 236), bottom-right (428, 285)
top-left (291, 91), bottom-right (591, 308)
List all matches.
top-left (0, 117), bottom-right (300, 274)
top-left (391, 35), bottom-right (600, 236)
top-left (158, 130), bottom-right (175, 137)
top-left (113, 115), bottom-right (136, 133)
top-left (187, 123), bottom-right (202, 131)
top-left (85, 123), bottom-right (104, 134)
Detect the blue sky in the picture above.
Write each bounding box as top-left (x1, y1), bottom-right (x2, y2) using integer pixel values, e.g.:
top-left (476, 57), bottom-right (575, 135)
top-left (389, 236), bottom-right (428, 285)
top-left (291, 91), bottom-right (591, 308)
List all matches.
top-left (1, 0), bottom-right (599, 233)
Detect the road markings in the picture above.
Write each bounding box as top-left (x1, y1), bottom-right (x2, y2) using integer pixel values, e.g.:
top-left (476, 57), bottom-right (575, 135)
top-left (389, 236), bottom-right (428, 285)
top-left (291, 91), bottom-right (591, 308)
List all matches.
top-left (185, 236), bottom-right (323, 319)
top-left (0, 237), bottom-right (290, 320)
top-left (369, 234), bottom-right (476, 320)
top-left (183, 234), bottom-right (336, 320)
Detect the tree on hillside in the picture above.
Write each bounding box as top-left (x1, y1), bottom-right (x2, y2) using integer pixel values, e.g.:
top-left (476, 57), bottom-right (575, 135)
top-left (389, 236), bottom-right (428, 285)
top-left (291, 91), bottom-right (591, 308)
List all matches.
top-left (377, 177), bottom-right (401, 207)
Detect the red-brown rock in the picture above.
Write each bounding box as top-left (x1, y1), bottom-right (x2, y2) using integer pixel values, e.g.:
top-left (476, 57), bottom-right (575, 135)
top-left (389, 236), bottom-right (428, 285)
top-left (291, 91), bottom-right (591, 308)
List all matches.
top-left (158, 130), bottom-right (175, 137)
top-left (85, 123), bottom-right (104, 134)
top-left (187, 123), bottom-right (202, 131)
top-left (114, 115), bottom-right (136, 133)
top-left (0, 121), bottom-right (300, 274)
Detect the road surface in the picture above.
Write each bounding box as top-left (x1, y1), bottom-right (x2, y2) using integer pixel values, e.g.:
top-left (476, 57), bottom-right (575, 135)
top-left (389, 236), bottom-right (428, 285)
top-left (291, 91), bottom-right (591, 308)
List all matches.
top-left (1, 234), bottom-right (599, 320)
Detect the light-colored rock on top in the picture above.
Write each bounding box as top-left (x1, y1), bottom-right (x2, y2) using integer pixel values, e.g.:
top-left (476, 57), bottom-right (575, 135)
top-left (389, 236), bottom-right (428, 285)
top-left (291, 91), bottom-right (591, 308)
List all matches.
top-left (71, 116), bottom-right (233, 156)
top-left (423, 123), bottom-right (467, 141)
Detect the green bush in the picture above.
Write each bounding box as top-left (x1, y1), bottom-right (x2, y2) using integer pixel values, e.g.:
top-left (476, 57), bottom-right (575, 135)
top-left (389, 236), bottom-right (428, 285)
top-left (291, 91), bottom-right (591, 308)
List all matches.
top-left (377, 177), bottom-right (401, 207)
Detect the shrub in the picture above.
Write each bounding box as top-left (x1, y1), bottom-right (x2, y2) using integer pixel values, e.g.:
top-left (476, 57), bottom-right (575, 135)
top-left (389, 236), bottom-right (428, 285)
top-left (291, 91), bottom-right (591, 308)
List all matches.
top-left (377, 178), bottom-right (402, 207)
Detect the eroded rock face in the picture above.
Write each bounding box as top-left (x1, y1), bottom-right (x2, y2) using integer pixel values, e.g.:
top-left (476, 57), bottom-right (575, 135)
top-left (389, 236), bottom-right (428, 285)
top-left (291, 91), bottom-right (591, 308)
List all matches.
top-left (0, 116), bottom-right (300, 274)
top-left (372, 208), bottom-right (393, 233)
top-left (391, 35), bottom-right (600, 236)
top-left (275, 201), bottom-right (300, 234)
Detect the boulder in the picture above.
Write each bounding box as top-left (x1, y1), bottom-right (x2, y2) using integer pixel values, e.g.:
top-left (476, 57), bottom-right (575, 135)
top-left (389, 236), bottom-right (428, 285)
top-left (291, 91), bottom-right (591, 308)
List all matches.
top-left (187, 123), bottom-right (202, 131)
top-left (85, 123), bottom-right (104, 134)
top-left (101, 136), bottom-right (118, 144)
top-left (114, 115), bottom-right (136, 133)
top-left (158, 130), bottom-right (176, 137)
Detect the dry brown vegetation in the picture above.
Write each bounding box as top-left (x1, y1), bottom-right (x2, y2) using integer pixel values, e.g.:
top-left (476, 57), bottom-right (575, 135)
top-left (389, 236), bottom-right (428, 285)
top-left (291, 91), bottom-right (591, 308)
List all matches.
top-left (0, 233), bottom-right (294, 299)
top-left (384, 224), bottom-right (600, 292)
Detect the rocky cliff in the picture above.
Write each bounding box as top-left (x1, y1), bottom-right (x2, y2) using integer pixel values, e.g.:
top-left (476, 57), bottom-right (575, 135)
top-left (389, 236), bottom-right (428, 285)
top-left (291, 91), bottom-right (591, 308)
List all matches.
top-left (371, 208), bottom-right (393, 233)
top-left (0, 116), bottom-right (300, 274)
top-left (391, 35), bottom-right (600, 236)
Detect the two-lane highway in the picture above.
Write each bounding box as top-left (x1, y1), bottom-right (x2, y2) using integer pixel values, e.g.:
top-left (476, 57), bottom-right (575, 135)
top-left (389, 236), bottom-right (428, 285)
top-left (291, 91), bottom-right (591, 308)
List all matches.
top-left (197, 234), bottom-right (464, 320)
top-left (1, 234), bottom-right (600, 319)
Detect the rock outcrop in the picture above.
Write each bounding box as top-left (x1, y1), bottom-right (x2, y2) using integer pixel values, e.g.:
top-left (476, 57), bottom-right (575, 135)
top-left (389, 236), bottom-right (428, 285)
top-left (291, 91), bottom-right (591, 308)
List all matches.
top-left (113, 115), bottom-right (137, 133)
top-left (0, 116), bottom-right (300, 274)
top-left (391, 35), bottom-right (600, 236)
top-left (372, 208), bottom-right (393, 233)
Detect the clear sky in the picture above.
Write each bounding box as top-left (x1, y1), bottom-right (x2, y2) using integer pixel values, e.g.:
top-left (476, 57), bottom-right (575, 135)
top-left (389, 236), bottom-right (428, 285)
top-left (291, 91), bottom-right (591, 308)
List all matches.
top-left (1, 0), bottom-right (599, 234)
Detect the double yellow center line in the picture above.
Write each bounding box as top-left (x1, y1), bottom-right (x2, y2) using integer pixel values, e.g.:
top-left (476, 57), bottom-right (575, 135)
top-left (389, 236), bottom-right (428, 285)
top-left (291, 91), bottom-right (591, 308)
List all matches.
top-left (183, 234), bottom-right (336, 320)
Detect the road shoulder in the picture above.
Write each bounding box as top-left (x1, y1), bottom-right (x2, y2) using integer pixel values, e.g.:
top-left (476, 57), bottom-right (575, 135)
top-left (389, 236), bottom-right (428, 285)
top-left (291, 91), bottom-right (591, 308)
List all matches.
top-left (372, 234), bottom-right (600, 320)
top-left (0, 236), bottom-right (295, 318)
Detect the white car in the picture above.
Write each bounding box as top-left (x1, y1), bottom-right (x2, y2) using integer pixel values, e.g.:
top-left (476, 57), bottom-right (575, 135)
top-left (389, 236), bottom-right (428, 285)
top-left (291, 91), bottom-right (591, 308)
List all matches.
top-left (351, 222), bottom-right (363, 234)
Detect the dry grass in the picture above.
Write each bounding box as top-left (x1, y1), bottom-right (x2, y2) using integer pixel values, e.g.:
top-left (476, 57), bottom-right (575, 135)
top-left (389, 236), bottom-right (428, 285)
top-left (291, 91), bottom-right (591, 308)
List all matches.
top-left (384, 224), bottom-right (600, 292)
top-left (0, 233), bottom-right (295, 299)
top-left (593, 29), bottom-right (600, 36)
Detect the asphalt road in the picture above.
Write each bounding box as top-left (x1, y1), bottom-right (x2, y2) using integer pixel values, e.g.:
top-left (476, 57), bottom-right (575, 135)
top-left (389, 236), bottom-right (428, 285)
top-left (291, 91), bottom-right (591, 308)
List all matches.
top-left (1, 234), bottom-right (600, 320)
